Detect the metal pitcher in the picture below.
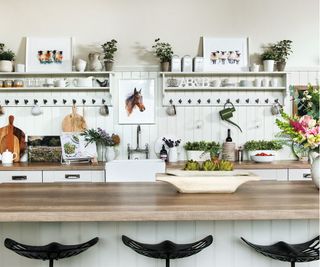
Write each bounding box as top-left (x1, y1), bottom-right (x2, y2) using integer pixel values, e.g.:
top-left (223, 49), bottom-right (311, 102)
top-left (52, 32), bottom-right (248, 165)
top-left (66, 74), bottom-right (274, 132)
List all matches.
top-left (219, 102), bottom-right (242, 132)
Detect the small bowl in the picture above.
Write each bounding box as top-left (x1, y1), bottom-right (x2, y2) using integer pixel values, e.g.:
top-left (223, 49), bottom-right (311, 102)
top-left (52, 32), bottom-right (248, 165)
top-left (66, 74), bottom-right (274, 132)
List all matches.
top-left (251, 155), bottom-right (275, 163)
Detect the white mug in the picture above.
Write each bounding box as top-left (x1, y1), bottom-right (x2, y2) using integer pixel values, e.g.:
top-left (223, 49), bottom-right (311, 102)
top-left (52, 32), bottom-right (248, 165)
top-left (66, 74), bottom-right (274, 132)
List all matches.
top-left (45, 78), bottom-right (54, 85)
top-left (262, 78), bottom-right (269, 87)
top-left (54, 79), bottom-right (68, 87)
top-left (75, 59), bottom-right (87, 72)
top-left (2, 149), bottom-right (17, 165)
top-left (270, 78), bottom-right (278, 87)
top-left (254, 78), bottom-right (262, 87)
top-left (15, 64), bottom-right (25, 73)
top-left (31, 104), bottom-right (43, 116)
top-left (73, 77), bottom-right (93, 87)
top-left (250, 64), bottom-right (260, 72)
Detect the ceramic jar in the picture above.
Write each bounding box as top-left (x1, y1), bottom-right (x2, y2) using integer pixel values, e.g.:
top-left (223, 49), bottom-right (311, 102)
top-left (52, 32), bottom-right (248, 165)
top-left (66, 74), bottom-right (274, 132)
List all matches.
top-left (88, 53), bottom-right (102, 71)
top-left (310, 151), bottom-right (319, 189)
top-left (168, 147), bottom-right (178, 163)
top-left (1, 149), bottom-right (17, 165)
top-left (105, 146), bottom-right (116, 162)
top-left (0, 60), bottom-right (13, 72)
top-left (75, 59), bottom-right (87, 72)
top-left (96, 144), bottom-right (106, 161)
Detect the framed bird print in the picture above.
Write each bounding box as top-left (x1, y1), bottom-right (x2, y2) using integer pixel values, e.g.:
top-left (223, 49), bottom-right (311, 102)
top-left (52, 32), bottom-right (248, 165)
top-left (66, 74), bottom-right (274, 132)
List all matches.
top-left (118, 79), bottom-right (155, 124)
top-left (25, 37), bottom-right (73, 73)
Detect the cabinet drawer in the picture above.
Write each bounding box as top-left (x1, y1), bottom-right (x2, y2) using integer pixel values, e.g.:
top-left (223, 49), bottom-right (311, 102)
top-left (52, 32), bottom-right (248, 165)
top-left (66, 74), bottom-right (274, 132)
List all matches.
top-left (288, 169), bottom-right (311, 181)
top-left (247, 169), bottom-right (287, 181)
top-left (0, 171), bottom-right (42, 183)
top-left (43, 171), bottom-right (105, 183)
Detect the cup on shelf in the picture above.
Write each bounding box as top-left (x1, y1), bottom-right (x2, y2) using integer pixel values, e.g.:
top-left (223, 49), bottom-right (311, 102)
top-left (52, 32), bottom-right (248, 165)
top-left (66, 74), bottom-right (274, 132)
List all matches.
top-left (210, 79), bottom-right (220, 87)
top-left (250, 64), bottom-right (260, 72)
top-left (262, 78), bottom-right (270, 87)
top-left (0, 81), bottom-right (3, 88)
top-left (75, 59), bottom-right (87, 72)
top-left (44, 78), bottom-right (54, 87)
top-left (15, 64), bottom-right (25, 73)
top-left (13, 80), bottom-right (24, 87)
top-left (239, 80), bottom-right (253, 87)
top-left (3, 80), bottom-right (13, 87)
top-left (270, 78), bottom-right (278, 87)
top-left (54, 79), bottom-right (68, 87)
top-left (253, 78), bottom-right (262, 87)
top-left (73, 77), bottom-right (93, 87)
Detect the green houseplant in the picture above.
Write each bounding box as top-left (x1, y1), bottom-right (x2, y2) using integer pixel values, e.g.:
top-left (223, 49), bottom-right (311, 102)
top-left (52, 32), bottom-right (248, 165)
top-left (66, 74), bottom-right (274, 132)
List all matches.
top-left (0, 43), bottom-right (15, 72)
top-left (184, 141), bottom-right (221, 161)
top-left (244, 140), bottom-right (283, 160)
top-left (261, 49), bottom-right (276, 72)
top-left (271, 40), bottom-right (293, 71)
top-left (101, 39), bottom-right (118, 71)
top-left (152, 38), bottom-right (174, 72)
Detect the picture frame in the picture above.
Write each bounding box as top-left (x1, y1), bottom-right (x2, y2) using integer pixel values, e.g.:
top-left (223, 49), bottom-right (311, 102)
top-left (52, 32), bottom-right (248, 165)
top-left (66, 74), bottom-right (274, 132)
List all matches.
top-left (118, 79), bottom-right (155, 124)
top-left (26, 37), bottom-right (73, 73)
top-left (203, 37), bottom-right (249, 71)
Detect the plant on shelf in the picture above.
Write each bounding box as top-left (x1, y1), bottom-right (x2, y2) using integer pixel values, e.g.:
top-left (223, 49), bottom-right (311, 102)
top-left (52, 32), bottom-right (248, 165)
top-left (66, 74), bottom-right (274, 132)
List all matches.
top-left (152, 38), bottom-right (174, 72)
top-left (261, 49), bottom-right (276, 72)
top-left (271, 40), bottom-right (293, 71)
top-left (244, 140), bottom-right (283, 161)
top-left (81, 128), bottom-right (120, 162)
top-left (184, 141), bottom-right (221, 161)
top-left (0, 43), bottom-right (15, 72)
top-left (101, 39), bottom-right (118, 71)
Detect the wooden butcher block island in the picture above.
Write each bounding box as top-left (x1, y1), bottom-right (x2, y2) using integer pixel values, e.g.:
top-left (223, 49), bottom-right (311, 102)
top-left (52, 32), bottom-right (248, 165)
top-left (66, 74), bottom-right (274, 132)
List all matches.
top-left (0, 181), bottom-right (318, 222)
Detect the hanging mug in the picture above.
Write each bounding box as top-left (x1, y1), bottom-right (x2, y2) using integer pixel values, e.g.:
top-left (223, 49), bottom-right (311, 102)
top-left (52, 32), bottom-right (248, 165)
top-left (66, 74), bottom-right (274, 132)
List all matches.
top-left (99, 105), bottom-right (109, 116)
top-left (271, 102), bottom-right (283, 115)
top-left (166, 104), bottom-right (176, 116)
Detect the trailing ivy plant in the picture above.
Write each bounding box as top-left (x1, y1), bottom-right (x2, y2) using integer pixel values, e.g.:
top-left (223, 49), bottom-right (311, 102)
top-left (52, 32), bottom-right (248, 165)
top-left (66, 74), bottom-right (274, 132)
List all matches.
top-left (244, 140), bottom-right (283, 151)
top-left (152, 38), bottom-right (174, 63)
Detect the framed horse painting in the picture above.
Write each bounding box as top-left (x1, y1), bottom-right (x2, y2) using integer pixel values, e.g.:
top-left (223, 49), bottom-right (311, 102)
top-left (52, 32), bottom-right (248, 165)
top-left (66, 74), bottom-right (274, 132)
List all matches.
top-left (118, 79), bottom-right (155, 124)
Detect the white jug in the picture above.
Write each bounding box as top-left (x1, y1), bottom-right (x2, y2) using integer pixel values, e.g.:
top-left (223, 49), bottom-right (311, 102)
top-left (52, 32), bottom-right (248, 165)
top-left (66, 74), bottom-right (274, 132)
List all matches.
top-left (310, 151), bottom-right (320, 189)
top-left (2, 149), bottom-right (17, 165)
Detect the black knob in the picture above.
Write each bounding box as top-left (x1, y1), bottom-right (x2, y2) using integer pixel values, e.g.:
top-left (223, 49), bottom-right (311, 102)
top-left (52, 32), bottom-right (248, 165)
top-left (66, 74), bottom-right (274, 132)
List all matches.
top-left (197, 99), bottom-right (201, 104)
top-left (246, 98), bottom-right (250, 103)
top-left (217, 98), bottom-right (220, 103)
top-left (265, 98), bottom-right (269, 103)
top-left (236, 99), bottom-right (240, 103)
top-left (188, 99), bottom-right (192, 104)
top-left (102, 99), bottom-right (106, 104)
top-left (14, 99), bottom-right (19, 105)
top-left (92, 99), bottom-right (96, 104)
top-left (255, 99), bottom-right (259, 104)
top-left (63, 99), bottom-right (67, 104)
top-left (72, 99), bottom-right (76, 105)
top-left (5, 100), bottom-right (9, 105)
top-left (207, 99), bottom-right (211, 104)
top-left (53, 99), bottom-right (57, 104)
top-left (82, 99), bottom-right (86, 104)
top-left (34, 99), bottom-right (38, 105)
top-left (43, 99), bottom-right (48, 104)
top-left (24, 99), bottom-right (29, 104)
top-left (169, 99), bottom-right (173, 104)
top-left (178, 99), bottom-right (182, 104)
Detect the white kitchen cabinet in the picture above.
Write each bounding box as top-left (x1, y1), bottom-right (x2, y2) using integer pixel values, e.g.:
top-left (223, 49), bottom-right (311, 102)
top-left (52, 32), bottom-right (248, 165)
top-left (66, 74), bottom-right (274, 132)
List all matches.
top-left (288, 169), bottom-right (311, 181)
top-left (247, 169), bottom-right (288, 180)
top-left (0, 171), bottom-right (42, 183)
top-left (43, 170), bottom-right (105, 183)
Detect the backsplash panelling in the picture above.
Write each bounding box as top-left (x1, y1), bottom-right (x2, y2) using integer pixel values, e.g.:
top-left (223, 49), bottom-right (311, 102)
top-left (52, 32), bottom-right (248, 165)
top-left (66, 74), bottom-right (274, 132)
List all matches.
top-left (0, 69), bottom-right (318, 160)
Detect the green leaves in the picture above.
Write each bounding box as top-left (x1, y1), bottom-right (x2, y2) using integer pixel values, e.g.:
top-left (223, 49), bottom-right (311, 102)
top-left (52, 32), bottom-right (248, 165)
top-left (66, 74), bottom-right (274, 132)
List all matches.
top-left (152, 38), bottom-right (174, 63)
top-left (244, 140), bottom-right (283, 151)
top-left (101, 39), bottom-right (118, 61)
top-left (184, 141), bottom-right (221, 157)
top-left (0, 43), bottom-right (15, 61)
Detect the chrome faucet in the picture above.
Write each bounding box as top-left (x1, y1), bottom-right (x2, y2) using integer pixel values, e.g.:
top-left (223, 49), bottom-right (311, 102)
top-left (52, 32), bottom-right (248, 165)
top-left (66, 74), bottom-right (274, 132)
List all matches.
top-left (128, 125), bottom-right (149, 159)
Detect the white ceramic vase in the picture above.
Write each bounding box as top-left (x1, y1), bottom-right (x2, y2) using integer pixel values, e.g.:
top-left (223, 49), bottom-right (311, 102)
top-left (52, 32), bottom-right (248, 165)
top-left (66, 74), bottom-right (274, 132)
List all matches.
top-left (88, 53), bottom-right (103, 71)
top-left (75, 59), bottom-right (87, 72)
top-left (168, 147), bottom-right (178, 163)
top-left (186, 150), bottom-right (210, 162)
top-left (263, 60), bottom-right (275, 72)
top-left (310, 151), bottom-right (320, 189)
top-left (0, 60), bottom-right (13, 72)
top-left (96, 144), bottom-right (106, 161)
top-left (105, 146), bottom-right (116, 162)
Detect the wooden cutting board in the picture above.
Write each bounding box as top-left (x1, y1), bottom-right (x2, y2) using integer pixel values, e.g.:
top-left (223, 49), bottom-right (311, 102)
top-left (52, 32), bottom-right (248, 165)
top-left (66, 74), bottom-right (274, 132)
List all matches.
top-left (62, 105), bottom-right (87, 132)
top-left (0, 116), bottom-right (26, 162)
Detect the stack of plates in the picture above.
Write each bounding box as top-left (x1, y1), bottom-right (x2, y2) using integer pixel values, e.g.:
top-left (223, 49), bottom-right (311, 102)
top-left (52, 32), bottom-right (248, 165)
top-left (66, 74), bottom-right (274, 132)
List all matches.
top-left (222, 142), bottom-right (235, 161)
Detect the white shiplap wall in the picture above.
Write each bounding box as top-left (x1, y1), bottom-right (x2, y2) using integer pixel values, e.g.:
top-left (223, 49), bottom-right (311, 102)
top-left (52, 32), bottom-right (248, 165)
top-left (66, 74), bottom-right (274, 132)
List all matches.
top-left (0, 220), bottom-right (318, 267)
top-left (0, 69), bottom-right (318, 160)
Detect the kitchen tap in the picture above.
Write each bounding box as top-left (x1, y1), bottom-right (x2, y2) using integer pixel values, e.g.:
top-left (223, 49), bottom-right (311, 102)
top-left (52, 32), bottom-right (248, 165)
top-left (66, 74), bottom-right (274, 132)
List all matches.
top-left (128, 125), bottom-right (149, 159)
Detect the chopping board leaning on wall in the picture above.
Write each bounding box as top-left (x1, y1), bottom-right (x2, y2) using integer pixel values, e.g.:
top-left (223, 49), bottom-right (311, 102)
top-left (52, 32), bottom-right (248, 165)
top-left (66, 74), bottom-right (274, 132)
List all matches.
top-left (0, 115), bottom-right (26, 162)
top-left (62, 105), bottom-right (87, 132)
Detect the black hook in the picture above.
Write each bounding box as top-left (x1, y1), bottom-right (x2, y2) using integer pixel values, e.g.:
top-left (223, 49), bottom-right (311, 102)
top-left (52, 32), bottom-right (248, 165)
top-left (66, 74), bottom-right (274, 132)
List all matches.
top-left (246, 98), bottom-right (250, 103)
top-left (197, 99), bottom-right (201, 104)
top-left (178, 99), bottom-right (182, 104)
top-left (5, 100), bottom-right (9, 105)
top-left (217, 98), bottom-right (221, 103)
top-left (63, 99), bottom-right (67, 104)
top-left (275, 99), bottom-right (279, 103)
top-left (82, 99), bottom-right (86, 105)
top-left (207, 99), bottom-right (211, 104)
top-left (92, 99), bottom-right (96, 104)
top-left (24, 99), bottom-right (29, 105)
top-left (226, 98), bottom-right (230, 103)
top-left (169, 99), bottom-right (173, 104)
top-left (14, 99), bottom-right (19, 105)
top-left (236, 99), bottom-right (240, 104)
top-left (255, 98), bottom-right (260, 104)
top-left (72, 99), bottom-right (76, 105)
top-left (265, 98), bottom-right (269, 104)
top-left (43, 99), bottom-right (48, 105)
top-left (188, 99), bottom-right (192, 104)
top-left (102, 99), bottom-right (106, 104)
top-left (53, 99), bottom-right (57, 104)
top-left (34, 99), bottom-right (38, 105)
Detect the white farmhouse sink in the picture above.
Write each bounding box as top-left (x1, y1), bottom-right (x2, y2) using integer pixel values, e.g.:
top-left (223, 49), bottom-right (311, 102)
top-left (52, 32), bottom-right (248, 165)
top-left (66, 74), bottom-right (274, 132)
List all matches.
top-left (105, 159), bottom-right (166, 182)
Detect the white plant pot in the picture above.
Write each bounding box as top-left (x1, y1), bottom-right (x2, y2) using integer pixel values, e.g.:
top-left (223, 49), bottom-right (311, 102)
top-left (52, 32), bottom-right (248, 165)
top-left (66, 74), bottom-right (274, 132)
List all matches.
top-left (105, 146), bottom-right (116, 162)
top-left (263, 60), bottom-right (275, 72)
top-left (247, 150), bottom-right (277, 161)
top-left (0, 60), bottom-right (13, 72)
top-left (168, 147), bottom-right (178, 163)
top-left (186, 150), bottom-right (210, 161)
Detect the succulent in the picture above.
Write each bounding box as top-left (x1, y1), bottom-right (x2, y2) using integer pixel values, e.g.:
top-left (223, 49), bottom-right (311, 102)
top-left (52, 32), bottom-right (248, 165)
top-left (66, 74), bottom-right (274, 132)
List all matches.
top-left (202, 160), bottom-right (215, 171)
top-left (218, 160), bottom-right (234, 171)
top-left (184, 160), bottom-right (201, 171)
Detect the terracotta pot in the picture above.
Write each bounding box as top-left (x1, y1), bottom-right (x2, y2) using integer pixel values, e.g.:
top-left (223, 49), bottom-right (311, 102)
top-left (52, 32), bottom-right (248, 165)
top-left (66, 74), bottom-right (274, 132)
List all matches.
top-left (161, 61), bottom-right (170, 72)
top-left (0, 60), bottom-right (13, 72)
top-left (104, 61), bottom-right (114, 71)
top-left (276, 61), bottom-right (286, 71)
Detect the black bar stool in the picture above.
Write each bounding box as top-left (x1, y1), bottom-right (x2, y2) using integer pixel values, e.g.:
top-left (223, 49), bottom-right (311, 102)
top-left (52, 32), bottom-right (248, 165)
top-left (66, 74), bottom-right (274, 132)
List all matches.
top-left (122, 235), bottom-right (213, 267)
top-left (4, 237), bottom-right (99, 267)
top-left (241, 236), bottom-right (319, 267)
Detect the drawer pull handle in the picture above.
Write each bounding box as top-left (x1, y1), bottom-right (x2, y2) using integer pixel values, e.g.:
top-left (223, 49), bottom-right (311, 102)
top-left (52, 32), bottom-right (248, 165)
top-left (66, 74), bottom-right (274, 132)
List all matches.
top-left (12, 176), bottom-right (27, 180)
top-left (303, 173), bottom-right (311, 179)
top-left (65, 174), bottom-right (80, 179)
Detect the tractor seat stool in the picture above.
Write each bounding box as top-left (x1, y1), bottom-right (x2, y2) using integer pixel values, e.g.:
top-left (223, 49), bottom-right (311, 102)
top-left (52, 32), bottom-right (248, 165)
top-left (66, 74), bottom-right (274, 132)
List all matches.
top-left (4, 237), bottom-right (99, 267)
top-left (241, 236), bottom-right (319, 267)
top-left (122, 235), bottom-right (213, 267)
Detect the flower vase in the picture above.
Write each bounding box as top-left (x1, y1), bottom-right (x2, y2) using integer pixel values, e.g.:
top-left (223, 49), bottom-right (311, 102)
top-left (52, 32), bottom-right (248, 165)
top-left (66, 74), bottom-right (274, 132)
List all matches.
top-left (96, 144), bottom-right (106, 161)
top-left (105, 146), bottom-right (116, 162)
top-left (168, 147), bottom-right (178, 163)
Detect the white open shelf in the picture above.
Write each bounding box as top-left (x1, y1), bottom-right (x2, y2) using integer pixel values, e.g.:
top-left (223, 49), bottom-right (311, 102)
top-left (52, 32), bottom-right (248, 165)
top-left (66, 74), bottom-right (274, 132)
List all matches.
top-left (164, 86), bottom-right (286, 91)
top-left (0, 86), bottom-right (110, 91)
top-left (161, 71), bottom-right (287, 76)
top-left (0, 71), bottom-right (114, 76)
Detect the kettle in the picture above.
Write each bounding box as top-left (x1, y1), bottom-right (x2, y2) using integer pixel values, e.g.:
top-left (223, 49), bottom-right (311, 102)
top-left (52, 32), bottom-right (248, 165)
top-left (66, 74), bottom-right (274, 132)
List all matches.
top-left (219, 102), bottom-right (242, 132)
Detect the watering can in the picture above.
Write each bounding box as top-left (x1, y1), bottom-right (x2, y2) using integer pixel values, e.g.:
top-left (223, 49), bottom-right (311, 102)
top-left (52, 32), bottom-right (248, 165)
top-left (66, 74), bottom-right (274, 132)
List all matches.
top-left (219, 102), bottom-right (242, 132)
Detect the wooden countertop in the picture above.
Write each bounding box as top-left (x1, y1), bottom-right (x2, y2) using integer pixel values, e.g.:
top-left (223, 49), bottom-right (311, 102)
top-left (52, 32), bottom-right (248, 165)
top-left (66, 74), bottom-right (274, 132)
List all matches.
top-left (0, 181), bottom-right (317, 222)
top-left (0, 162), bottom-right (105, 171)
top-left (0, 160), bottom-right (309, 171)
top-left (167, 160), bottom-right (310, 169)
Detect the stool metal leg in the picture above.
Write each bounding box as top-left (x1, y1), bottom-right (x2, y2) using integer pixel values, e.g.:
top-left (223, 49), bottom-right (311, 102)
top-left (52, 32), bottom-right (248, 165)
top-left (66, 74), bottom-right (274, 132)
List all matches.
top-left (49, 259), bottom-right (54, 267)
top-left (166, 258), bottom-right (170, 267)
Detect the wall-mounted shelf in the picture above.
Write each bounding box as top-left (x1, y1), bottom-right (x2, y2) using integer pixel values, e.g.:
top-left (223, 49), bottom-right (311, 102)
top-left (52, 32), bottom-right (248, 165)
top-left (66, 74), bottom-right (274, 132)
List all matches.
top-left (161, 71), bottom-right (287, 76)
top-left (0, 71), bottom-right (114, 76)
top-left (164, 86), bottom-right (286, 92)
top-left (0, 87), bottom-right (110, 92)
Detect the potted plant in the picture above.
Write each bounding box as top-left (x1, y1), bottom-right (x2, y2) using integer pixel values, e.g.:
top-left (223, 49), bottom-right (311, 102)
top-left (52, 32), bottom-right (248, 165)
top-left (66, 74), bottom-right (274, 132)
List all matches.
top-left (101, 39), bottom-right (118, 71)
top-left (152, 38), bottom-right (174, 72)
top-left (261, 49), bottom-right (276, 72)
top-left (0, 43), bottom-right (15, 72)
top-left (244, 140), bottom-right (283, 160)
top-left (184, 141), bottom-right (221, 161)
top-left (272, 40), bottom-right (293, 71)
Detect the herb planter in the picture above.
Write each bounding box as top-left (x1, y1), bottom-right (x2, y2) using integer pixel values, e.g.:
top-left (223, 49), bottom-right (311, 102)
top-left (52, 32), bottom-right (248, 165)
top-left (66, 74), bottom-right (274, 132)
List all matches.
top-left (263, 60), bottom-right (275, 72)
top-left (186, 150), bottom-right (210, 162)
top-left (0, 60), bottom-right (13, 72)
